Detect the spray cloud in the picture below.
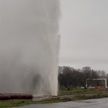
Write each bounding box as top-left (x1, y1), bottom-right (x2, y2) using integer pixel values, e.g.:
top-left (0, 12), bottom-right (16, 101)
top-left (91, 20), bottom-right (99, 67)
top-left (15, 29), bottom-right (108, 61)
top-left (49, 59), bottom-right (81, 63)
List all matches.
top-left (0, 0), bottom-right (60, 96)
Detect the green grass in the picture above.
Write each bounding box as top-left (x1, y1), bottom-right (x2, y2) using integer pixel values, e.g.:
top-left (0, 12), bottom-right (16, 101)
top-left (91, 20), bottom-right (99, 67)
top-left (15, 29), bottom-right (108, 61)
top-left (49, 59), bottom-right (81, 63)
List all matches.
top-left (0, 100), bottom-right (33, 108)
top-left (58, 88), bottom-right (108, 101)
top-left (0, 88), bottom-right (108, 108)
top-left (59, 88), bottom-right (107, 95)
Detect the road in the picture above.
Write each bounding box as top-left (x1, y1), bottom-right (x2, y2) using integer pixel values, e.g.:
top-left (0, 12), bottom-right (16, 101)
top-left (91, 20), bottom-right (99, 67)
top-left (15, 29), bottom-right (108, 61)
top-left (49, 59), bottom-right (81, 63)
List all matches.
top-left (19, 98), bottom-right (108, 108)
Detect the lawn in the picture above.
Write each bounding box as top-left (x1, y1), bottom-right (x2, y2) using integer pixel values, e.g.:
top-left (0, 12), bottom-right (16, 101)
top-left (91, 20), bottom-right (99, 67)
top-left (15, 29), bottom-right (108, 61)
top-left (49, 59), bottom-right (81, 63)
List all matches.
top-left (0, 88), bottom-right (108, 108)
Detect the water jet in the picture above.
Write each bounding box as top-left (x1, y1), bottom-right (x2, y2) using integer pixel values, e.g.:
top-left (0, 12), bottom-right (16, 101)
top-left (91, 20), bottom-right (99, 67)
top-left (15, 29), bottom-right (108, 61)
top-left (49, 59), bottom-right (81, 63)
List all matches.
top-left (0, 0), bottom-right (60, 97)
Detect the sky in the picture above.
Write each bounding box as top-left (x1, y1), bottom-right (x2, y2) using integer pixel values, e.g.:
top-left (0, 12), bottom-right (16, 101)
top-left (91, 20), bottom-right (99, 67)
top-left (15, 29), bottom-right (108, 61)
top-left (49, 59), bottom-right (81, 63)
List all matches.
top-left (59, 0), bottom-right (108, 72)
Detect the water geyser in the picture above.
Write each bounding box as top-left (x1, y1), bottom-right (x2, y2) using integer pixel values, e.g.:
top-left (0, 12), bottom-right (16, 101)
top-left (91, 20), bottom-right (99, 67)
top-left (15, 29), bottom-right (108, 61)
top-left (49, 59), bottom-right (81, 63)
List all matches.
top-left (0, 0), bottom-right (60, 96)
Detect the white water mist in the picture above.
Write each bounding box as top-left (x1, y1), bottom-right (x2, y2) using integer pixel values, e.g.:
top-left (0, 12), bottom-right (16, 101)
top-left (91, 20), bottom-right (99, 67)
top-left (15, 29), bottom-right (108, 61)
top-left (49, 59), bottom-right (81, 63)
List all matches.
top-left (0, 0), bottom-right (60, 96)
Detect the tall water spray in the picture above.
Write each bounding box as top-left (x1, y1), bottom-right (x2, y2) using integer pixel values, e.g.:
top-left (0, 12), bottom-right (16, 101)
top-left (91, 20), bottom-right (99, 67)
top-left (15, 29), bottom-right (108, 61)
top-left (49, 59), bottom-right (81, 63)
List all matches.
top-left (0, 0), bottom-right (60, 96)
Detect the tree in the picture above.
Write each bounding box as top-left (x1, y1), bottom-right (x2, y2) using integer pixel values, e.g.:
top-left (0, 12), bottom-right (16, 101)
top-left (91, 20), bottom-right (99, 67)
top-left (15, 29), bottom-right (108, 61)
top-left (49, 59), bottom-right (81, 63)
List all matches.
top-left (58, 66), bottom-right (104, 89)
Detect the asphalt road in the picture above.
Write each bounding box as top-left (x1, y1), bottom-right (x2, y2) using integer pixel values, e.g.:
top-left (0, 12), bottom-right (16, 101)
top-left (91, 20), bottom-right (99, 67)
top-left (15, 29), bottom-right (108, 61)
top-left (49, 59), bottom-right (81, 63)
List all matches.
top-left (19, 98), bottom-right (108, 108)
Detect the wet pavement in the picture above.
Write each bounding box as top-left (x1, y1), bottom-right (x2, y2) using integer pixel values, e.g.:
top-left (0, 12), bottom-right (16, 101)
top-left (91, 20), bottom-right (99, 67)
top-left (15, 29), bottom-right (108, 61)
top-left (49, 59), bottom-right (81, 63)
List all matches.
top-left (19, 98), bottom-right (108, 108)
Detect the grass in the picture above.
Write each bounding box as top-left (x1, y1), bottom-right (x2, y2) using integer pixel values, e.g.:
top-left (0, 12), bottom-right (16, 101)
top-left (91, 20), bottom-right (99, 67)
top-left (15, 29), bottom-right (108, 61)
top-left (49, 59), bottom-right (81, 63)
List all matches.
top-left (1, 88), bottom-right (108, 108)
top-left (58, 88), bottom-right (108, 101)
top-left (59, 88), bottom-right (103, 95)
top-left (0, 100), bottom-right (34, 108)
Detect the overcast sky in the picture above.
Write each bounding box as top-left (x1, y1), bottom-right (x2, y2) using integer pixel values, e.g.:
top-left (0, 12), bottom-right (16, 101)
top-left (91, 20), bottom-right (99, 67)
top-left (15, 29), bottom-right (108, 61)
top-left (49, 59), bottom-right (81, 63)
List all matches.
top-left (59, 0), bottom-right (108, 72)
